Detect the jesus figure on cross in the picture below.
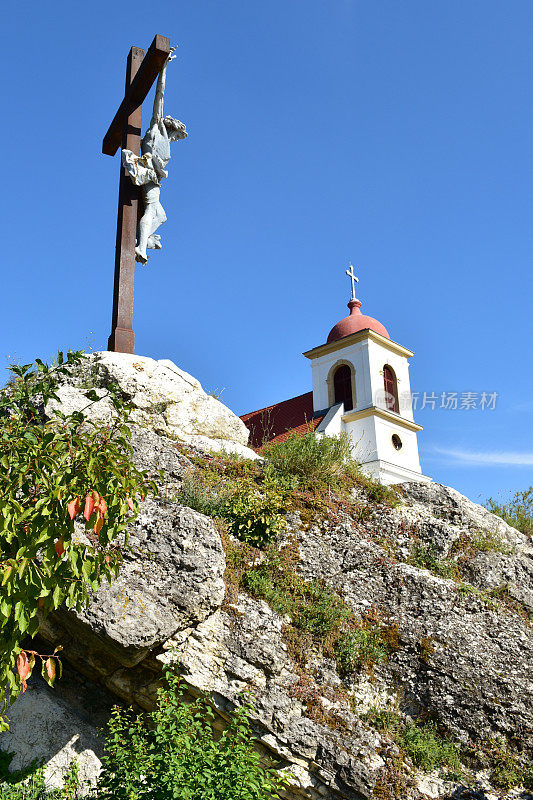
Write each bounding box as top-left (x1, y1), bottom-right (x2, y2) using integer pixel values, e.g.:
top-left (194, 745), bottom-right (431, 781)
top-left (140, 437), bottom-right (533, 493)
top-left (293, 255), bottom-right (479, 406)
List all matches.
top-left (121, 47), bottom-right (187, 265)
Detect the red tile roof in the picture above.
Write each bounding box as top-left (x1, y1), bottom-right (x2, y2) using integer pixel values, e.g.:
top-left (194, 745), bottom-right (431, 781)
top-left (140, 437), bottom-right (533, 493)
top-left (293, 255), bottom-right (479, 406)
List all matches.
top-left (241, 392), bottom-right (325, 450)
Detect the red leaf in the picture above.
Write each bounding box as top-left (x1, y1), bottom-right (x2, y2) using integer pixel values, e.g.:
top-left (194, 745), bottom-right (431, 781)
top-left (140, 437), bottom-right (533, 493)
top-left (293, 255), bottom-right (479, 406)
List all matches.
top-left (127, 498), bottom-right (134, 512)
top-left (55, 537), bottom-right (65, 557)
top-left (98, 496), bottom-right (107, 517)
top-left (105, 555), bottom-right (111, 565)
top-left (67, 497), bottom-right (80, 520)
top-left (17, 651), bottom-right (31, 683)
top-left (56, 490), bottom-right (62, 501)
top-left (45, 658), bottom-right (56, 682)
top-left (84, 494), bottom-right (95, 521)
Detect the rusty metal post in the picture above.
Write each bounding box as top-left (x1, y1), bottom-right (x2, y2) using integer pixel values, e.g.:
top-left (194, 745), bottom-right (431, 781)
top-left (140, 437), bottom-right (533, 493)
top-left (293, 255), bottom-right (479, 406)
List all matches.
top-left (107, 46), bottom-right (144, 354)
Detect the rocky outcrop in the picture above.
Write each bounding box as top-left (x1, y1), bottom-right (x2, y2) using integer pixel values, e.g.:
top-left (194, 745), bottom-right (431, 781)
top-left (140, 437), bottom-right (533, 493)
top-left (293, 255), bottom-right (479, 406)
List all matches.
top-left (46, 351), bottom-right (258, 459)
top-left (1, 355), bottom-right (531, 799)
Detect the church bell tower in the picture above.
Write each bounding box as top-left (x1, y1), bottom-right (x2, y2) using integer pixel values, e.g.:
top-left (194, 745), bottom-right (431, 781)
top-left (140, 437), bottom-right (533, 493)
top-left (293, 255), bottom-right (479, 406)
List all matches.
top-left (303, 265), bottom-right (430, 485)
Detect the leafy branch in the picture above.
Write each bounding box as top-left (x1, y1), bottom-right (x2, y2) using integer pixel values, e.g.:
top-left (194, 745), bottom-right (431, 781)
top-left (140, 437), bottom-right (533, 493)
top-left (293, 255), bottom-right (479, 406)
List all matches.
top-left (0, 351), bottom-right (156, 729)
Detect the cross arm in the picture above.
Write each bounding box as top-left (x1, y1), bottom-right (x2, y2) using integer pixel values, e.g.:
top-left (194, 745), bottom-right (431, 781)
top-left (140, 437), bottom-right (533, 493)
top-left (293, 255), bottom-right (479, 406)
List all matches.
top-left (102, 34), bottom-right (171, 156)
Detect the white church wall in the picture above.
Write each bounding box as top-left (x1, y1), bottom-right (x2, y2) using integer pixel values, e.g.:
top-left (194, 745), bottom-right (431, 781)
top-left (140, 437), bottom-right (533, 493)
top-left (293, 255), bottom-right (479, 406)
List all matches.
top-left (373, 416), bottom-right (422, 474)
top-left (317, 403), bottom-right (345, 437)
top-left (344, 415), bottom-right (379, 463)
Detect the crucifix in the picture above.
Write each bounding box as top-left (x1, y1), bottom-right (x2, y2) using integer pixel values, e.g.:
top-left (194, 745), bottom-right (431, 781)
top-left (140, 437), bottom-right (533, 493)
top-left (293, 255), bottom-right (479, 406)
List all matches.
top-left (103, 34), bottom-right (187, 354)
top-left (345, 262), bottom-right (359, 301)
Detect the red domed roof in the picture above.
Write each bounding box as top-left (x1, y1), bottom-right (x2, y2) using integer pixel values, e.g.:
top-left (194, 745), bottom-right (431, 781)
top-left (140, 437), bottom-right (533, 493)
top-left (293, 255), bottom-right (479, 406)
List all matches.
top-left (327, 299), bottom-right (390, 343)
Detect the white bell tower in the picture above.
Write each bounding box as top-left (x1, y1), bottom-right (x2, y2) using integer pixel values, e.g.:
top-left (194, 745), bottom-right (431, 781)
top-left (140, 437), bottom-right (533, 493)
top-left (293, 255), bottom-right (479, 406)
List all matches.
top-left (303, 265), bottom-right (430, 485)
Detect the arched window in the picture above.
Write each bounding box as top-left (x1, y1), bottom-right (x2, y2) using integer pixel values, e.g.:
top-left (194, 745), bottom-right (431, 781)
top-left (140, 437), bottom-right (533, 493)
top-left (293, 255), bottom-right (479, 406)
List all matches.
top-left (383, 365), bottom-right (399, 413)
top-left (333, 364), bottom-right (353, 411)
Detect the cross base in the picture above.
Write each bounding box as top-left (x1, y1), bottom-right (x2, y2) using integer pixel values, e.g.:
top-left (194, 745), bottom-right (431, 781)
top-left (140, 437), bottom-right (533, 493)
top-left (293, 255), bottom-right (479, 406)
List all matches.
top-left (108, 327), bottom-right (135, 354)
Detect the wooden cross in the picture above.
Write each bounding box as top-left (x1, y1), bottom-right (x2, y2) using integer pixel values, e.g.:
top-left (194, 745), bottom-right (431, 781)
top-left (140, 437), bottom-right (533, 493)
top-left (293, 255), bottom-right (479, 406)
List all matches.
top-left (103, 34), bottom-right (171, 354)
top-left (345, 262), bottom-right (359, 301)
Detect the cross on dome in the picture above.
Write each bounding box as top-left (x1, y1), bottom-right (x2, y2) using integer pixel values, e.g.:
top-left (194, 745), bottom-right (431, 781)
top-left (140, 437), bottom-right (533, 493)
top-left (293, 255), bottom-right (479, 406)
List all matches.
top-left (345, 262), bottom-right (359, 301)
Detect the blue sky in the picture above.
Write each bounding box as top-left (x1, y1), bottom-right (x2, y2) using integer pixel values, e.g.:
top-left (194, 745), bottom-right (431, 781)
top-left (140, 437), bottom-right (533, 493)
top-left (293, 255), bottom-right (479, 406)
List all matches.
top-left (2, 1), bottom-right (532, 505)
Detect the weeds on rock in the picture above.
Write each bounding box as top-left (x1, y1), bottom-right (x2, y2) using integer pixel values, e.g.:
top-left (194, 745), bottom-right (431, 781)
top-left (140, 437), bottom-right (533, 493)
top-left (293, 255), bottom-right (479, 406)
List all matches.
top-left (176, 434), bottom-right (398, 552)
top-left (366, 712), bottom-right (533, 791)
top-left (261, 430), bottom-right (354, 491)
top-left (464, 737), bottom-right (533, 791)
top-left (407, 542), bottom-right (458, 580)
top-left (364, 709), bottom-right (463, 779)
top-left (485, 487), bottom-right (533, 535)
top-left (222, 536), bottom-right (400, 676)
top-left (458, 583), bottom-right (532, 623)
top-left (469, 529), bottom-right (512, 554)
top-left (261, 430), bottom-right (398, 508)
top-left (373, 753), bottom-right (412, 800)
top-left (176, 461), bottom-right (286, 547)
top-left (289, 673), bottom-right (351, 734)
top-left (177, 473), bottom-right (227, 518)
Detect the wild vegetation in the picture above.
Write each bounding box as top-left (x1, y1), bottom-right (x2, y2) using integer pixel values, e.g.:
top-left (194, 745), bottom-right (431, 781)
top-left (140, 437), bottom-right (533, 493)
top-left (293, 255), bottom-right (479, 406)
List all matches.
top-left (0, 353), bottom-right (155, 730)
top-left (365, 707), bottom-right (533, 791)
top-left (223, 535), bottom-right (400, 677)
top-left (0, 669), bottom-right (286, 799)
top-left (176, 432), bottom-right (402, 678)
top-left (485, 487), bottom-right (533, 535)
top-left (176, 430), bottom-right (398, 549)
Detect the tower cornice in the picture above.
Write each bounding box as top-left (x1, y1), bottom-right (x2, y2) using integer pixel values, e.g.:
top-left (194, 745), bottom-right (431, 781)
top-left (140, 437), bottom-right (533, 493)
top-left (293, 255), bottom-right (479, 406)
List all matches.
top-left (341, 405), bottom-right (423, 432)
top-left (303, 329), bottom-right (414, 361)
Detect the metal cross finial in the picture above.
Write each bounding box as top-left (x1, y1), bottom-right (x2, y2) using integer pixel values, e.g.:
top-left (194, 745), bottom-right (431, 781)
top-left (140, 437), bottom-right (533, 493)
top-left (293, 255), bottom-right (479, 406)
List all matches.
top-left (345, 262), bottom-right (359, 301)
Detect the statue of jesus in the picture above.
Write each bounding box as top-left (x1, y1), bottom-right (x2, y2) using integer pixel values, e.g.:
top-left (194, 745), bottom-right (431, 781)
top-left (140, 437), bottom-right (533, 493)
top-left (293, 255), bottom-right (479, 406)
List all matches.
top-left (121, 47), bottom-right (187, 265)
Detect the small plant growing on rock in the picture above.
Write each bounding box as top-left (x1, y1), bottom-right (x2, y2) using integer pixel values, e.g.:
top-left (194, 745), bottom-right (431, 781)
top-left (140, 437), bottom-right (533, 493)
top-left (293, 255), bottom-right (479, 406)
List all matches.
top-left (469, 529), bottom-right (511, 554)
top-left (407, 542), bottom-right (458, 580)
top-left (220, 482), bottom-right (286, 547)
top-left (364, 710), bottom-right (463, 780)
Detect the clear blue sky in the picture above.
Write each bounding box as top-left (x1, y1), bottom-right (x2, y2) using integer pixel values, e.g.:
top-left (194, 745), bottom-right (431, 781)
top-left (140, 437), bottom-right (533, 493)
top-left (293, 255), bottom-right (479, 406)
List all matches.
top-left (2, 1), bottom-right (532, 505)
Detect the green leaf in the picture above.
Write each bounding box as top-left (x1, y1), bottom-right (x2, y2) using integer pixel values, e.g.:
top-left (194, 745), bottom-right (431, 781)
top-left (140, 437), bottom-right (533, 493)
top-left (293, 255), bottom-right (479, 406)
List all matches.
top-left (52, 584), bottom-right (62, 608)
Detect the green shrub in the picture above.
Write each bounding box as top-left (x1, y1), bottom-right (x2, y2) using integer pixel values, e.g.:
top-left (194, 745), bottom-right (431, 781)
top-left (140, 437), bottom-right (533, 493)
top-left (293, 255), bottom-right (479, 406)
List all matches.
top-left (0, 353), bottom-right (154, 729)
top-left (220, 482), bottom-right (286, 547)
top-left (97, 669), bottom-right (286, 800)
top-left (485, 488), bottom-right (533, 535)
top-left (262, 431), bottom-right (353, 490)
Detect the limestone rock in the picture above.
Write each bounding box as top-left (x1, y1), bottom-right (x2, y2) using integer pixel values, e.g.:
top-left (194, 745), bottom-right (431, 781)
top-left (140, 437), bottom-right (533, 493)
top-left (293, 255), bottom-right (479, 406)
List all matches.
top-left (41, 500), bottom-right (226, 667)
top-left (3, 355), bottom-right (532, 799)
top-left (0, 675), bottom-right (103, 794)
top-left (46, 352), bottom-right (259, 459)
